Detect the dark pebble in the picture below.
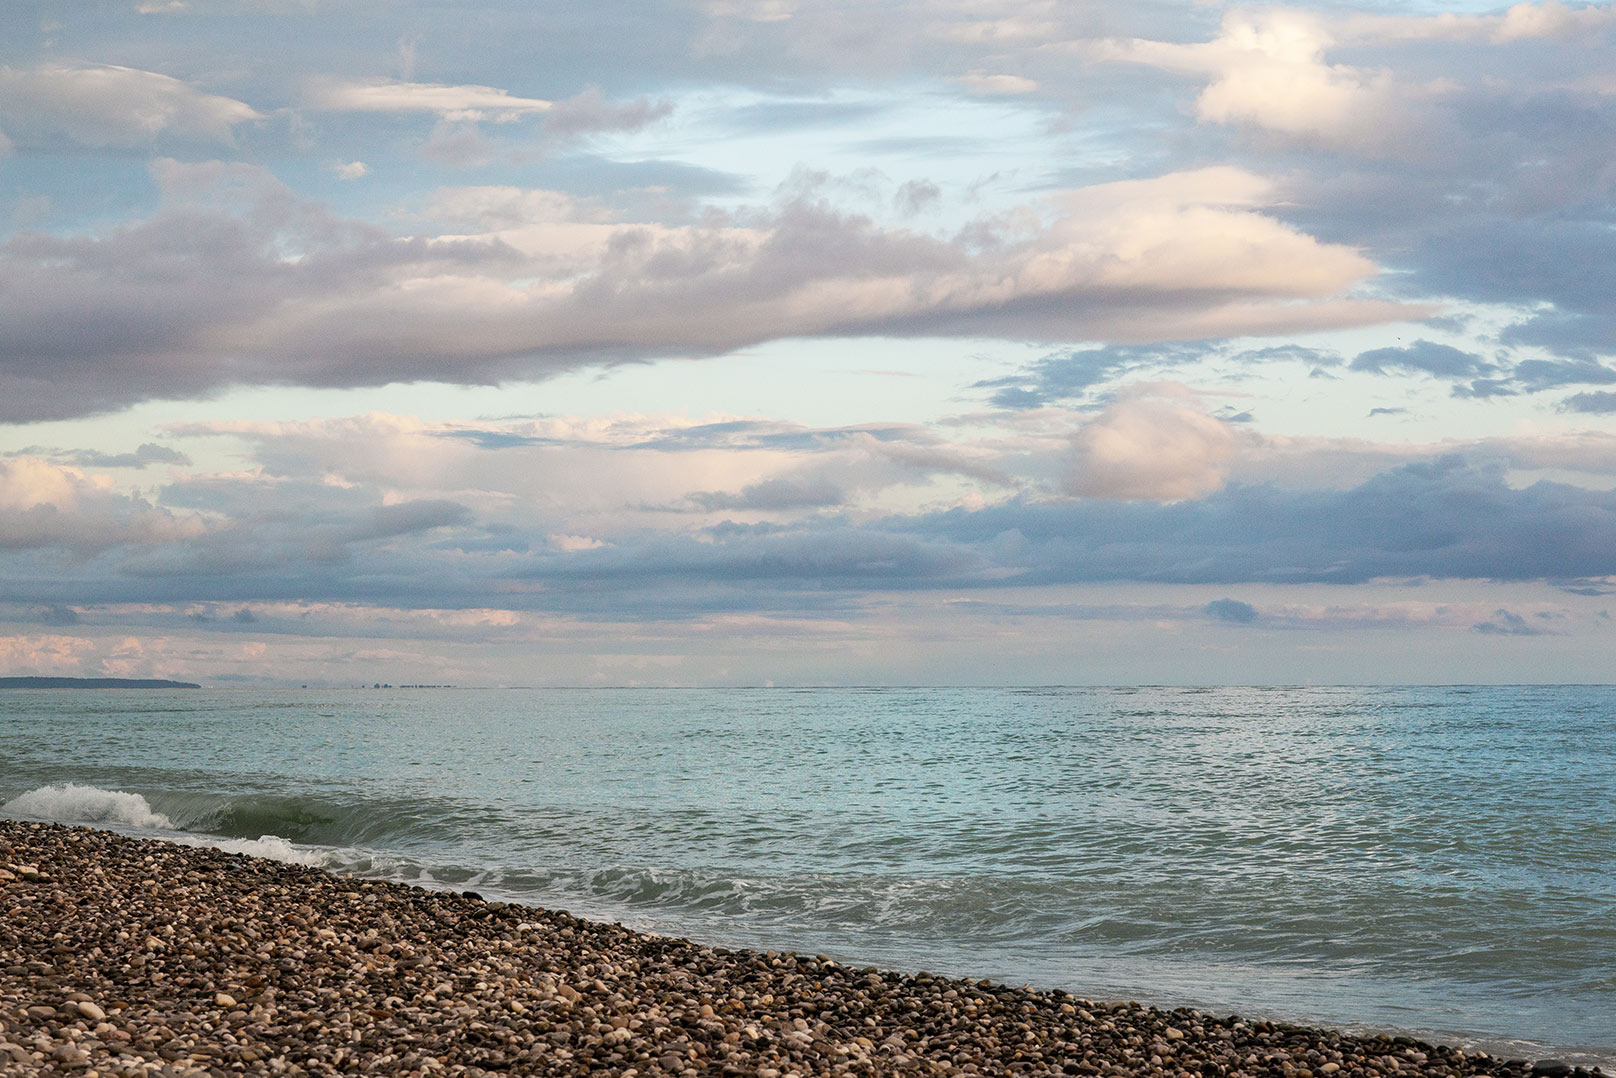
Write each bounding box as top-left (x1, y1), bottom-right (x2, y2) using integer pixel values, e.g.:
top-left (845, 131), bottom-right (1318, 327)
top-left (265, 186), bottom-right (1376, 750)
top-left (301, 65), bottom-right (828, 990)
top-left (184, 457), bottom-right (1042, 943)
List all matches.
top-left (0, 819), bottom-right (1606, 1078)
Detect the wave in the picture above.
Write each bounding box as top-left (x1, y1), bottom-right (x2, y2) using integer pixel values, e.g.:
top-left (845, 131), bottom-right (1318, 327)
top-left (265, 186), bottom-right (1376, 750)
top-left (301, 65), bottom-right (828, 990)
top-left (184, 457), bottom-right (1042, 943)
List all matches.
top-left (2, 784), bottom-right (330, 869)
top-left (3, 783), bottom-right (175, 830)
top-left (169, 832), bottom-right (333, 868)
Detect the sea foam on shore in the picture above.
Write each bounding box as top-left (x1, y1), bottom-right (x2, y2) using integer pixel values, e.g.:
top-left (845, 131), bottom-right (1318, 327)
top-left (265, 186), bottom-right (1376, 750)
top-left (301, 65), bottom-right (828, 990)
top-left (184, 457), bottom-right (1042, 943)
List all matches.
top-left (0, 819), bottom-right (1603, 1078)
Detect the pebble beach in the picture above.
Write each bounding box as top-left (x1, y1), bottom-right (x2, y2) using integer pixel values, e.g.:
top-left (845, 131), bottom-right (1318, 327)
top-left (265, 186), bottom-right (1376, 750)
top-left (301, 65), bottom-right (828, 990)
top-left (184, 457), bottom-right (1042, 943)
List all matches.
top-left (0, 820), bottom-right (1604, 1078)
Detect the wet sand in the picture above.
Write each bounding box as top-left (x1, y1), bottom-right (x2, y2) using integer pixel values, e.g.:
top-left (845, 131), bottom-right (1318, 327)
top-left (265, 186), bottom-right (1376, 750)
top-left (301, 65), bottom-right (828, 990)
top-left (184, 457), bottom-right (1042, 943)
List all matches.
top-left (0, 820), bottom-right (1601, 1078)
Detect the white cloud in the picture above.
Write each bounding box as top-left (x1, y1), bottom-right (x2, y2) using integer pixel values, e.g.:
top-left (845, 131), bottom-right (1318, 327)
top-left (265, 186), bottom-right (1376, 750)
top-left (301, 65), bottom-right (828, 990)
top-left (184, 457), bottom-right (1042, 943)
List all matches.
top-left (1339, 1), bottom-right (1616, 45)
top-left (1098, 2), bottom-right (1616, 152)
top-left (0, 457), bottom-right (205, 550)
top-left (1065, 385), bottom-right (1239, 501)
top-left (0, 164), bottom-right (1417, 420)
top-left (549, 534), bottom-right (609, 552)
top-left (704, 0), bottom-right (797, 22)
top-left (958, 71), bottom-right (1039, 96)
top-left (305, 78), bottom-right (553, 122)
top-left (334, 160), bottom-right (368, 180)
top-left (303, 80), bottom-right (669, 141)
top-left (0, 64), bottom-right (260, 149)
top-left (0, 634), bottom-right (97, 675)
top-left (1096, 11), bottom-right (1427, 151)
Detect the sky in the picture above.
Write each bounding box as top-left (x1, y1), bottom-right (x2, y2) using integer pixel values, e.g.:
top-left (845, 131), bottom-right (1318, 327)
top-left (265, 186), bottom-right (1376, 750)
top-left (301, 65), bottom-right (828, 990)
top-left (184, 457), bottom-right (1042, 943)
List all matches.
top-left (1, 0), bottom-right (1614, 686)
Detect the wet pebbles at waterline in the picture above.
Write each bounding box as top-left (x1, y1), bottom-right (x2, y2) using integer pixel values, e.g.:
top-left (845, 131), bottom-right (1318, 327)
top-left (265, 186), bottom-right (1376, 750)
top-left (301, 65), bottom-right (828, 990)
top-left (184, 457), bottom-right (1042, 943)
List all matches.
top-left (0, 820), bottom-right (1604, 1078)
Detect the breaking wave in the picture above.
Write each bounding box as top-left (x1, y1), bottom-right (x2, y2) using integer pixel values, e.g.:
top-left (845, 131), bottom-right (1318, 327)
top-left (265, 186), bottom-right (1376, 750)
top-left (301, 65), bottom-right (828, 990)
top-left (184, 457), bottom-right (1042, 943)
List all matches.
top-left (3, 782), bottom-right (175, 830)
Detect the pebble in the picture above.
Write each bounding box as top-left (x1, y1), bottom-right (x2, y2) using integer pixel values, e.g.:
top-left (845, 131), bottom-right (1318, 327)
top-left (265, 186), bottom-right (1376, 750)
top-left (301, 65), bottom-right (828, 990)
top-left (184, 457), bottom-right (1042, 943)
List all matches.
top-left (1, 819), bottom-right (1608, 1078)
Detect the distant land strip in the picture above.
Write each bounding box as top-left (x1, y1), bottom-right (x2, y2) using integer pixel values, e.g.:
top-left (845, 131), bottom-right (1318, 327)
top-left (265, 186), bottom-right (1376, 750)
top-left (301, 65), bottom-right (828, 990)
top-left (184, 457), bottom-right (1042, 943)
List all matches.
top-left (0, 677), bottom-right (201, 689)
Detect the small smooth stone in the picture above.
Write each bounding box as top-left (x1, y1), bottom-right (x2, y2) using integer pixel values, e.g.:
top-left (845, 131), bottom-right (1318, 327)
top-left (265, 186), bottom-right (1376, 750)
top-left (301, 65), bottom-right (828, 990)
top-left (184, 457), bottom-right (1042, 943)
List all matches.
top-left (1532, 1062), bottom-right (1573, 1078)
top-left (75, 1000), bottom-right (106, 1021)
top-left (214, 992), bottom-right (237, 1007)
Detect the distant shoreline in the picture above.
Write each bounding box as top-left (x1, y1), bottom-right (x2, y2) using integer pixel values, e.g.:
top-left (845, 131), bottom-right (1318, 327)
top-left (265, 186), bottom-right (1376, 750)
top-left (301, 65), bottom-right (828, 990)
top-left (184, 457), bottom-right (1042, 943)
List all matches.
top-left (0, 677), bottom-right (201, 689)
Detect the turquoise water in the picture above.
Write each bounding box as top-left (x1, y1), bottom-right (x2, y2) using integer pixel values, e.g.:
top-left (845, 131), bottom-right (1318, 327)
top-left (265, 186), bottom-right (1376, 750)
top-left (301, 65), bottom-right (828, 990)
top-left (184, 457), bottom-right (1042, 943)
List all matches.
top-left (2, 685), bottom-right (1612, 1063)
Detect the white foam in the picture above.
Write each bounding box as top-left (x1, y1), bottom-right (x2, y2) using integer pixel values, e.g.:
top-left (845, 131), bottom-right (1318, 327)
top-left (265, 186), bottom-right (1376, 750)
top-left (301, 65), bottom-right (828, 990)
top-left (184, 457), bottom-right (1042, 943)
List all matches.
top-left (173, 833), bottom-right (332, 868)
top-left (3, 783), bottom-right (174, 830)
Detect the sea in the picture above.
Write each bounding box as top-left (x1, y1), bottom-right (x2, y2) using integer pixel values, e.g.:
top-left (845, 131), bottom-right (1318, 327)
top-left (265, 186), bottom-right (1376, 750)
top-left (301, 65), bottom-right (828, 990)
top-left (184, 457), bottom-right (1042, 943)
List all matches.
top-left (2, 685), bottom-right (1612, 1065)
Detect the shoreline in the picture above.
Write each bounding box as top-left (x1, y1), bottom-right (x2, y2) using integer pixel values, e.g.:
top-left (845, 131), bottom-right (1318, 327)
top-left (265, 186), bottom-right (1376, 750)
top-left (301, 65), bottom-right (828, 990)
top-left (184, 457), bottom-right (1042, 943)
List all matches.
top-left (0, 820), bottom-right (1605, 1078)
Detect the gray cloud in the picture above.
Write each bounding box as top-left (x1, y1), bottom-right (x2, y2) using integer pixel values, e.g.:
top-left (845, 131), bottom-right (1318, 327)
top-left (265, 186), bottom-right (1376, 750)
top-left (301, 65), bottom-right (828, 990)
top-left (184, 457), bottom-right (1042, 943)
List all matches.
top-left (1471, 609), bottom-right (1550, 637)
top-left (0, 63), bottom-right (260, 152)
top-left (1561, 391), bottom-right (1616, 414)
top-left (1351, 340), bottom-right (1494, 379)
top-left (973, 344), bottom-right (1202, 409)
top-left (36, 604), bottom-right (79, 626)
top-left (728, 99), bottom-right (890, 132)
top-left (690, 477), bottom-right (846, 512)
top-left (1447, 358), bottom-right (1616, 399)
top-left (1204, 597), bottom-right (1258, 624)
top-left (907, 455), bottom-right (1616, 589)
top-left (4, 452), bottom-right (1611, 622)
top-left (543, 88), bottom-right (673, 137)
top-left (0, 157), bottom-right (1400, 420)
top-left (1512, 358), bottom-right (1616, 390)
top-left (62, 443), bottom-right (191, 469)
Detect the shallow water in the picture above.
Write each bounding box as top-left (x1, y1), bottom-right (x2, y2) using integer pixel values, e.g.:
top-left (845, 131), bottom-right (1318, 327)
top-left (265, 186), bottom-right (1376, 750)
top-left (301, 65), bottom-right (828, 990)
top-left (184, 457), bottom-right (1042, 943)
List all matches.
top-left (2, 685), bottom-right (1612, 1063)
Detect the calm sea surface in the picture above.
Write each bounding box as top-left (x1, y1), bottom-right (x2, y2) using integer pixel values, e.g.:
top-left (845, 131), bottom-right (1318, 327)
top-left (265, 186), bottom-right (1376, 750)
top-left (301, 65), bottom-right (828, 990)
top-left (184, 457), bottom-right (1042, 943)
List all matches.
top-left (2, 686), bottom-right (1612, 1063)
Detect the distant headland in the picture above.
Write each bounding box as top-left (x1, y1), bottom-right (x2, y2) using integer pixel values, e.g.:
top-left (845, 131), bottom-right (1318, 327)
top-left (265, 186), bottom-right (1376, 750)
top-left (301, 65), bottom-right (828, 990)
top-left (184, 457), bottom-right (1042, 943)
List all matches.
top-left (0, 677), bottom-right (202, 689)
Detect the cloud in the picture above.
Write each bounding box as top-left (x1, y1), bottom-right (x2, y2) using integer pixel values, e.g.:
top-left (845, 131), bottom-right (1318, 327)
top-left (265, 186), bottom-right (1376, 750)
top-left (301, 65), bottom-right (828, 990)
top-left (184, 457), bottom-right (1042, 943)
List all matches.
top-left (304, 80), bottom-right (670, 137)
top-left (334, 160), bottom-right (368, 180)
top-left (1471, 608), bottom-right (1551, 636)
top-left (0, 164), bottom-right (1412, 421)
top-left (1398, 355), bottom-right (1616, 399)
top-left (1095, 10), bottom-right (1426, 152)
top-left (704, 0), bottom-right (796, 23)
top-left (0, 457), bottom-right (204, 553)
top-left (304, 78), bottom-right (555, 122)
top-left (917, 455), bottom-right (1616, 590)
top-left (0, 634), bottom-right (97, 676)
top-left (1204, 597), bottom-right (1259, 624)
top-left (975, 343), bottom-right (1203, 409)
top-left (548, 534), bottom-right (608, 553)
top-left (58, 444), bottom-right (191, 469)
top-left (1098, 3), bottom-right (1616, 156)
top-left (1561, 391), bottom-right (1616, 414)
top-left (1343, 2), bottom-right (1616, 46)
top-left (690, 476), bottom-right (846, 512)
top-left (894, 179), bottom-right (941, 216)
top-left (1065, 387), bottom-right (1238, 501)
top-left (3, 427), bottom-right (1615, 622)
top-left (1350, 340), bottom-right (1495, 379)
top-left (958, 72), bottom-right (1038, 95)
top-left (0, 64), bottom-right (259, 150)
top-left (542, 88), bottom-right (674, 137)
top-left (1512, 358), bottom-right (1616, 390)
top-left (36, 605), bottom-right (80, 626)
